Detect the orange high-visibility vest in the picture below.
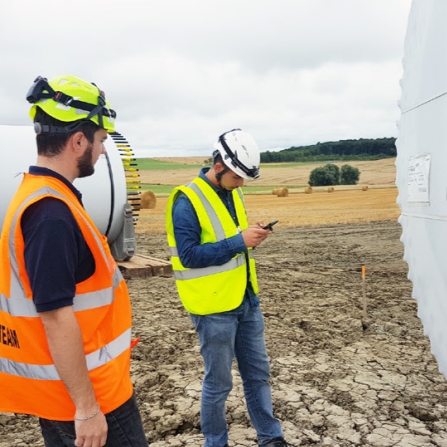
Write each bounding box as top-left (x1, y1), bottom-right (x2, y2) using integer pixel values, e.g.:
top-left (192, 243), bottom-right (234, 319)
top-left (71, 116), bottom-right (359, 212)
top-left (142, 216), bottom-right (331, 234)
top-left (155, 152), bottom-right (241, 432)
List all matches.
top-left (0, 173), bottom-right (133, 421)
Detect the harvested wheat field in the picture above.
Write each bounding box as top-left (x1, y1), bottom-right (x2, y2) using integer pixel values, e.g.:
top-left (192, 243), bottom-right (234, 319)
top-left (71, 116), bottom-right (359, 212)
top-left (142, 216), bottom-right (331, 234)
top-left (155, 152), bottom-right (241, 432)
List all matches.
top-left (3, 187), bottom-right (447, 447)
top-left (135, 188), bottom-right (401, 234)
top-left (139, 158), bottom-right (397, 188)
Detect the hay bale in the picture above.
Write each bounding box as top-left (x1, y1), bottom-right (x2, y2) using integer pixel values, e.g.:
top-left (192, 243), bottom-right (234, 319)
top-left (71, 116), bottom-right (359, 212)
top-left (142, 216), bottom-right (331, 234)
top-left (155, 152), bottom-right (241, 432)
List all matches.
top-left (131, 199), bottom-right (142, 211)
top-left (328, 187), bottom-right (334, 193)
top-left (272, 189), bottom-right (280, 195)
top-left (141, 190), bottom-right (157, 209)
top-left (304, 187), bottom-right (313, 194)
top-left (362, 186), bottom-right (369, 191)
top-left (276, 187), bottom-right (289, 197)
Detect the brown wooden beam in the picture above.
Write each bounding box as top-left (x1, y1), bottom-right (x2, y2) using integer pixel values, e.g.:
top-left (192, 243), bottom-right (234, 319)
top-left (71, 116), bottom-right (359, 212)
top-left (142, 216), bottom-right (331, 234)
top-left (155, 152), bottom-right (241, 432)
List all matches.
top-left (118, 254), bottom-right (173, 279)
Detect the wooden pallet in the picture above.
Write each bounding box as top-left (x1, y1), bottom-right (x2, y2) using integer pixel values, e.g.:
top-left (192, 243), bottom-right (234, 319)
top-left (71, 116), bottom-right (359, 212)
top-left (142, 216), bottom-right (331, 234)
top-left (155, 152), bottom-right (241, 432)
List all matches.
top-left (117, 254), bottom-right (173, 279)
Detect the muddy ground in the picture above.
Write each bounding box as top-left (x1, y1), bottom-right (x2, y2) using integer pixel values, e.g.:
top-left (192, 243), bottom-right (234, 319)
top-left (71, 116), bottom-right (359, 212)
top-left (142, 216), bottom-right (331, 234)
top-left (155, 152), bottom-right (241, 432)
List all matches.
top-left (2, 220), bottom-right (447, 447)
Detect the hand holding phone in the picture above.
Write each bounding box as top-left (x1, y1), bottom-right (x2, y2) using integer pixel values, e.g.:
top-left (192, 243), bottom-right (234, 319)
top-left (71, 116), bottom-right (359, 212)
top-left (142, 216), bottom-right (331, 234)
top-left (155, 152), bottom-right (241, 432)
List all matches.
top-left (262, 220), bottom-right (279, 230)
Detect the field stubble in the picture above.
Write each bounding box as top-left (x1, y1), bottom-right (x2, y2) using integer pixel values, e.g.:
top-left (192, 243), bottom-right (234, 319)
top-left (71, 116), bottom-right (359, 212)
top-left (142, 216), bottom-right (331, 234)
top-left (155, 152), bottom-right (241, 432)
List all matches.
top-left (139, 158), bottom-right (396, 188)
top-left (136, 188), bottom-right (400, 234)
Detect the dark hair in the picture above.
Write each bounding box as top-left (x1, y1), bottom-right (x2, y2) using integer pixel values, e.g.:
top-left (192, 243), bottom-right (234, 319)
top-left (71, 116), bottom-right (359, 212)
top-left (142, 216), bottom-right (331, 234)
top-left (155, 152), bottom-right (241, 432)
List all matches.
top-left (213, 151), bottom-right (224, 166)
top-left (34, 107), bottom-right (100, 157)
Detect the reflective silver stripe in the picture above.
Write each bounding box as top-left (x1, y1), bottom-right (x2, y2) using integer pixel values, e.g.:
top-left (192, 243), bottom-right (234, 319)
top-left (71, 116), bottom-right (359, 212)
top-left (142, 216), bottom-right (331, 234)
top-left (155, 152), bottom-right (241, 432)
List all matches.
top-left (6, 186), bottom-right (115, 315)
top-left (174, 255), bottom-right (245, 280)
top-left (235, 188), bottom-right (245, 206)
top-left (0, 357), bottom-right (59, 380)
top-left (249, 250), bottom-right (255, 259)
top-left (74, 287), bottom-right (113, 312)
top-left (9, 186), bottom-right (110, 268)
top-left (113, 267), bottom-right (124, 290)
top-left (170, 247), bottom-right (178, 257)
top-left (0, 267), bottom-right (123, 318)
top-left (0, 328), bottom-right (131, 380)
top-left (86, 328), bottom-right (131, 371)
top-left (0, 293), bottom-right (39, 318)
top-left (73, 268), bottom-right (122, 312)
top-left (187, 182), bottom-right (226, 241)
top-left (73, 267), bottom-right (123, 313)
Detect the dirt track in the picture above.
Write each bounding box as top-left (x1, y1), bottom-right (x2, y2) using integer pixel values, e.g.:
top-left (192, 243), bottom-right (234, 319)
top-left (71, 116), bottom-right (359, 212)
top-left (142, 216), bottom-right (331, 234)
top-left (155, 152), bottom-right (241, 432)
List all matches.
top-left (2, 221), bottom-right (447, 447)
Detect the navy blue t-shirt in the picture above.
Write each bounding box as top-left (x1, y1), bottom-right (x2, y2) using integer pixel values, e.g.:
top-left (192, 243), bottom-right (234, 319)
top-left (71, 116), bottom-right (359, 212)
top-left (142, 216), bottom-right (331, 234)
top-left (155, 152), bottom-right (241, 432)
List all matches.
top-left (20, 167), bottom-right (95, 313)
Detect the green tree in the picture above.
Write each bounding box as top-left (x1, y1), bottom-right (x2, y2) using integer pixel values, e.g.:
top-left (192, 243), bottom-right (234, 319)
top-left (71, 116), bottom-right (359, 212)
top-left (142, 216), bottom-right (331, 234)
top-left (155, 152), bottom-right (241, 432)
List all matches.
top-left (323, 163), bottom-right (340, 184)
top-left (340, 164), bottom-right (360, 185)
top-left (309, 166), bottom-right (338, 186)
top-left (263, 137), bottom-right (397, 162)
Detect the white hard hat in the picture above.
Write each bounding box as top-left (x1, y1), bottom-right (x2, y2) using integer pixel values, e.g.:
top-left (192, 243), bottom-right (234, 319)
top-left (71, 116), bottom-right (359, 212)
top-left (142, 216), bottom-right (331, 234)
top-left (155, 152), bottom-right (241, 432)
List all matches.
top-left (213, 129), bottom-right (260, 180)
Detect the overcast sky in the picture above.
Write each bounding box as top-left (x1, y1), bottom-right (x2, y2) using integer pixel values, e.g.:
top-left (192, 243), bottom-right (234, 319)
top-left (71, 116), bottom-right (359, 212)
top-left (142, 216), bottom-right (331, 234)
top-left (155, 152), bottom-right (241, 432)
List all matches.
top-left (0, 0), bottom-right (412, 157)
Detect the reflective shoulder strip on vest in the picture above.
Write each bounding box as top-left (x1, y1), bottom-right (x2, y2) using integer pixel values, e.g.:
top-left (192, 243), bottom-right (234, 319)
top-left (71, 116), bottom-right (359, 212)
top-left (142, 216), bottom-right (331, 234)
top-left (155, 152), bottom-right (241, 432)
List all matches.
top-left (0, 328), bottom-right (131, 380)
top-left (186, 182), bottom-right (226, 241)
top-left (170, 247), bottom-right (178, 257)
top-left (174, 255), bottom-right (246, 280)
top-left (249, 250), bottom-right (255, 259)
top-left (235, 188), bottom-right (245, 206)
top-left (4, 186), bottom-right (121, 317)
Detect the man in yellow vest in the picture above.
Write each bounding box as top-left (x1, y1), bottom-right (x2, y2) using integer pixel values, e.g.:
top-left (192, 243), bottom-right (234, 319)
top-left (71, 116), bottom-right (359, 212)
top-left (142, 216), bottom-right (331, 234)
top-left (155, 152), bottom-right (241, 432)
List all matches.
top-left (0, 75), bottom-right (148, 447)
top-left (166, 129), bottom-right (290, 447)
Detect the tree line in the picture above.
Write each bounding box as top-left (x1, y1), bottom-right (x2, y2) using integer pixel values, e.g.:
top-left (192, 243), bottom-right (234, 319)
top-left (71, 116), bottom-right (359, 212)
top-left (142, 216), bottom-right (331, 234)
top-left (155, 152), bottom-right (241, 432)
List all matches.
top-left (261, 137), bottom-right (396, 163)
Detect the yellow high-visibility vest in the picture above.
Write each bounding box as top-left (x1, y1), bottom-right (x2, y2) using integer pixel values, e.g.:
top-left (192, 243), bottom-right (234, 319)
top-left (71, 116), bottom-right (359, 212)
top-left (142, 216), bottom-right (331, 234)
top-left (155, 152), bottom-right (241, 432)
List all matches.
top-left (166, 177), bottom-right (259, 315)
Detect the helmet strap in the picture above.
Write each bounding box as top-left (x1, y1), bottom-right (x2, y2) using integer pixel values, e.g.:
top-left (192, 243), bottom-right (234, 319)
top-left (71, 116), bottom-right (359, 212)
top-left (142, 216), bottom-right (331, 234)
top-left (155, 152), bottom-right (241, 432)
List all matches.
top-left (215, 165), bottom-right (230, 185)
top-left (86, 87), bottom-right (107, 129)
top-left (34, 120), bottom-right (89, 135)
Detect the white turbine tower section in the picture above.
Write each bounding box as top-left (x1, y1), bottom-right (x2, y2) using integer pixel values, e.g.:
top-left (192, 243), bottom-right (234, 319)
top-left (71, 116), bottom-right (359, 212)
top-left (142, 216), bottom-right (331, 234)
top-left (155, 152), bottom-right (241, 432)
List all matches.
top-left (0, 125), bottom-right (139, 261)
top-left (396, 0), bottom-right (447, 377)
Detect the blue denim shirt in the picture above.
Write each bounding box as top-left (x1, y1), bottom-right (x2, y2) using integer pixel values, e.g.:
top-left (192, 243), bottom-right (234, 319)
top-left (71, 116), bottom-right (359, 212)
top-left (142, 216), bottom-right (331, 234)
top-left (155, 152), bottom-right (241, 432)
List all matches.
top-left (172, 168), bottom-right (259, 305)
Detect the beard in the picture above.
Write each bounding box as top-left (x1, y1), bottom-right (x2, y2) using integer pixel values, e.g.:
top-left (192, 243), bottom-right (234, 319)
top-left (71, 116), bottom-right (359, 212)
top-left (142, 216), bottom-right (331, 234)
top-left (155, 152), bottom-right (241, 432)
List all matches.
top-left (77, 143), bottom-right (95, 178)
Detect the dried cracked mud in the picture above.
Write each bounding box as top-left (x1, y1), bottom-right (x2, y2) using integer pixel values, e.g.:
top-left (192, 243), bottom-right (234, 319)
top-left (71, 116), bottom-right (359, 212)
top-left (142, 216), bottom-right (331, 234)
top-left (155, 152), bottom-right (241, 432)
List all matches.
top-left (2, 221), bottom-right (447, 447)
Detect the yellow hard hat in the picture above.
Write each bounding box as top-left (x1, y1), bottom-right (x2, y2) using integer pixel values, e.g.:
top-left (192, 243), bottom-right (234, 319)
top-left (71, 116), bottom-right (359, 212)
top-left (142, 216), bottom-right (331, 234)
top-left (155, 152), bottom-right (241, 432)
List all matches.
top-left (27, 75), bottom-right (116, 133)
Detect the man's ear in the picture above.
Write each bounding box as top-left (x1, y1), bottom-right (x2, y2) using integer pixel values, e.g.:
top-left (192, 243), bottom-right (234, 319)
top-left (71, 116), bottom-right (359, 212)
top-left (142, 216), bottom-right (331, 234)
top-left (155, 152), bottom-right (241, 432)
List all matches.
top-left (214, 162), bottom-right (225, 174)
top-left (69, 131), bottom-right (87, 153)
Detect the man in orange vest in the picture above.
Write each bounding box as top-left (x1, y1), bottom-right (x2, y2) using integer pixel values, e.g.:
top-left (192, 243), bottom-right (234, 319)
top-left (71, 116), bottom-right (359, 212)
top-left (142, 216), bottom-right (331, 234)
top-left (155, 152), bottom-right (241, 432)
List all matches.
top-left (0, 75), bottom-right (148, 447)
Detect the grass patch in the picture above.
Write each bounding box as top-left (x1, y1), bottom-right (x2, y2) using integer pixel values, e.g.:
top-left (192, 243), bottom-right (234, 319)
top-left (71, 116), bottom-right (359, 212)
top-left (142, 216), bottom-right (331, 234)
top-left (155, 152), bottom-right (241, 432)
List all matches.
top-left (136, 159), bottom-right (350, 171)
top-left (139, 184), bottom-right (177, 194)
top-left (140, 183), bottom-right (307, 195)
top-left (260, 162), bottom-right (318, 168)
top-left (259, 160), bottom-right (372, 168)
top-left (136, 159), bottom-right (205, 170)
top-left (242, 185), bottom-right (305, 192)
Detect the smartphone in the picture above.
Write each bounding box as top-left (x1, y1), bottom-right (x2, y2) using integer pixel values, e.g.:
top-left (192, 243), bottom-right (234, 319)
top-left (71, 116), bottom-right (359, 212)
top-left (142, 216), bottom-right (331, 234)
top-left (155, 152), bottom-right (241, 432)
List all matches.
top-left (262, 220), bottom-right (279, 230)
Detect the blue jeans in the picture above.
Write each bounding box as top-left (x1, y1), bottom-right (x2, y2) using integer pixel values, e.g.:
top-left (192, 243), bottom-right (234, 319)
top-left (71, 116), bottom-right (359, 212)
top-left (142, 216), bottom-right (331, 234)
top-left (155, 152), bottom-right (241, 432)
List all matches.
top-left (190, 298), bottom-right (283, 447)
top-left (39, 392), bottom-right (148, 447)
